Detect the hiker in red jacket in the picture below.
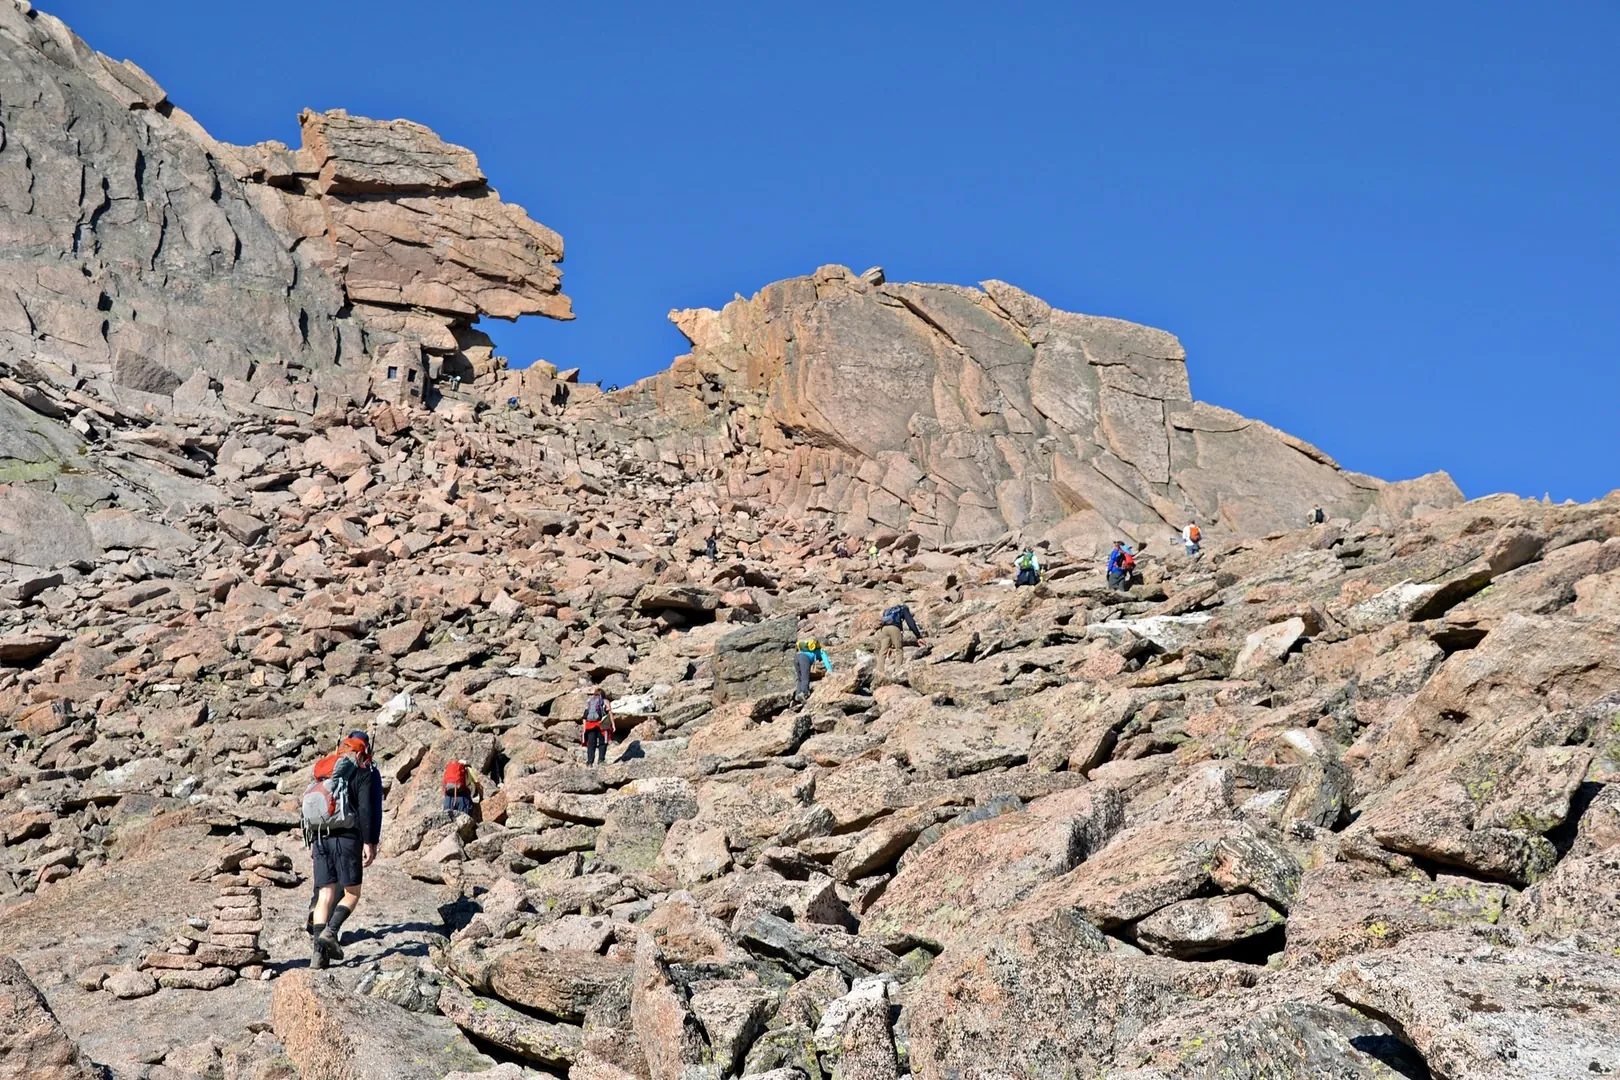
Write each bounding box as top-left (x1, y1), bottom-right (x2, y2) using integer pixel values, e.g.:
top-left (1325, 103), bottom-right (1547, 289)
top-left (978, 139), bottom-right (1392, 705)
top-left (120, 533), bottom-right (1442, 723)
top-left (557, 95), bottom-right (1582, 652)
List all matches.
top-left (441, 759), bottom-right (483, 814)
top-left (582, 690), bottom-right (616, 766)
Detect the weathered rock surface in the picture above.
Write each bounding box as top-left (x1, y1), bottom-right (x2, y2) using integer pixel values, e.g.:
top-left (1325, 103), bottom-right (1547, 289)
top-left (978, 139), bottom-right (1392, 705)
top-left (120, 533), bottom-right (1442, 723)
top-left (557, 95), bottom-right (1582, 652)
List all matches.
top-left (1331, 932), bottom-right (1620, 1079)
top-left (271, 970), bottom-right (494, 1080)
top-left (0, 956), bottom-right (105, 1079)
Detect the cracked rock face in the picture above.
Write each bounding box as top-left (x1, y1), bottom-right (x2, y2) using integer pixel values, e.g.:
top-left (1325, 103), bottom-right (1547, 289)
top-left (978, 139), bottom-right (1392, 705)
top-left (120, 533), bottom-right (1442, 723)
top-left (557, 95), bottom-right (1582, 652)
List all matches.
top-left (587, 266), bottom-right (1462, 550)
top-left (0, 3), bottom-right (360, 399)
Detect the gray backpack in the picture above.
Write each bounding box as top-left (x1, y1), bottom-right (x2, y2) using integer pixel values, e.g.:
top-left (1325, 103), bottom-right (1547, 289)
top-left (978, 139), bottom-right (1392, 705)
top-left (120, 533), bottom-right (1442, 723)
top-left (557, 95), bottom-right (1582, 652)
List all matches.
top-left (301, 750), bottom-right (361, 838)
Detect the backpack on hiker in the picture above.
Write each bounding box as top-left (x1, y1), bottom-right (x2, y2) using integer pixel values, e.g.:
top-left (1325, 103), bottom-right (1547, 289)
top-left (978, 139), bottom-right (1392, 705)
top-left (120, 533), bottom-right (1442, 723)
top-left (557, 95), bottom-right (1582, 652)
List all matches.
top-left (1187, 525), bottom-right (1200, 543)
top-left (1015, 551), bottom-right (1035, 571)
top-left (798, 638), bottom-right (820, 654)
top-left (442, 760), bottom-right (469, 798)
top-left (301, 737), bottom-right (369, 840)
top-left (881, 605), bottom-right (907, 628)
top-left (583, 695), bottom-right (610, 730)
top-left (1120, 551), bottom-right (1136, 572)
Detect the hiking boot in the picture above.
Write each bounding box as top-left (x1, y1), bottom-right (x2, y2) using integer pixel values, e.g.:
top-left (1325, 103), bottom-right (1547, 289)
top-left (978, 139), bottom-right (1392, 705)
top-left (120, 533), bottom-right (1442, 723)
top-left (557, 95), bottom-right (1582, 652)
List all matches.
top-left (317, 929), bottom-right (345, 961)
top-left (310, 938), bottom-right (329, 970)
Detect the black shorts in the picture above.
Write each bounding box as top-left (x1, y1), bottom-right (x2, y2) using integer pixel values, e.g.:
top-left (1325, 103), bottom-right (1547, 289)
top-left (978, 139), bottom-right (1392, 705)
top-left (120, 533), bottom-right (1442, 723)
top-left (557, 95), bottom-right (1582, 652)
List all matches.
top-left (311, 832), bottom-right (364, 889)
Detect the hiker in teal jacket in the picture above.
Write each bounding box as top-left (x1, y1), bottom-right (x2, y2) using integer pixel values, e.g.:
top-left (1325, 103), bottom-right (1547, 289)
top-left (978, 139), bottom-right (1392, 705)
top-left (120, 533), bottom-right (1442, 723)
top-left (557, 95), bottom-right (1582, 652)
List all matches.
top-left (794, 638), bottom-right (832, 703)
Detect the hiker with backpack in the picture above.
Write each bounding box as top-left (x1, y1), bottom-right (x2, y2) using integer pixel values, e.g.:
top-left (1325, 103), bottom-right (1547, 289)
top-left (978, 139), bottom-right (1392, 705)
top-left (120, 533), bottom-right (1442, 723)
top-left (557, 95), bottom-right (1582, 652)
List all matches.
top-left (1309, 505), bottom-right (1326, 526)
top-left (300, 730), bottom-right (383, 970)
top-left (1106, 541), bottom-right (1136, 592)
top-left (794, 637), bottom-right (833, 704)
top-left (877, 603), bottom-right (926, 677)
top-left (1182, 522), bottom-right (1202, 557)
top-left (1014, 548), bottom-right (1041, 587)
top-left (441, 759), bottom-right (483, 814)
top-left (582, 689), bottom-right (616, 767)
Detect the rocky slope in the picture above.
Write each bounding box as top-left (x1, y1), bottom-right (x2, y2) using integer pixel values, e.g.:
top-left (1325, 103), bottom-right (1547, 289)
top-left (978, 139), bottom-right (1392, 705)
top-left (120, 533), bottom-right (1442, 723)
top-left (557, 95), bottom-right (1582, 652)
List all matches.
top-left (0, 4), bottom-right (1617, 1080)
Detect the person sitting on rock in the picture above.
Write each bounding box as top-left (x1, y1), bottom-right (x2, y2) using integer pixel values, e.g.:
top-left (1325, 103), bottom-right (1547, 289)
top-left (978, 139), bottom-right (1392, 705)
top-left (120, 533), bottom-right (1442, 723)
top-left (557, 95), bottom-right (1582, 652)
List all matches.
top-left (877, 603), bottom-right (926, 678)
top-left (1106, 541), bottom-right (1135, 592)
top-left (582, 690), bottom-right (616, 767)
top-left (441, 759), bottom-right (483, 814)
top-left (305, 730), bottom-right (383, 970)
top-left (794, 637), bottom-right (833, 703)
top-left (1014, 548), bottom-right (1041, 587)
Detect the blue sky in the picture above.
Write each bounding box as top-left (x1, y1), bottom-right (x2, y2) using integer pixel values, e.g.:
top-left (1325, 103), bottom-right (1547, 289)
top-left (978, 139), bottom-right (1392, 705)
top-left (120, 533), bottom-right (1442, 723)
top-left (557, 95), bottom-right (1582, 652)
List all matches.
top-left (49, 2), bottom-right (1619, 502)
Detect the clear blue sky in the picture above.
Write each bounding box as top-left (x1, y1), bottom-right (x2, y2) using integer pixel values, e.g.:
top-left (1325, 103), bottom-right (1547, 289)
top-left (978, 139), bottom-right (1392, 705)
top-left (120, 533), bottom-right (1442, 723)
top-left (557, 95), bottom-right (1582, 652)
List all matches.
top-left (49, 2), bottom-right (1619, 502)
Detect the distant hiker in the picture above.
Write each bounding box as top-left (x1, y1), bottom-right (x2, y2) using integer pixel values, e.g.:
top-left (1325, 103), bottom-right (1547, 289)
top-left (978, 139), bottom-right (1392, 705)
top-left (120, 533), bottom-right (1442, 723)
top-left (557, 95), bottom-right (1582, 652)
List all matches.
top-left (441, 759), bottom-right (483, 814)
top-left (705, 535), bottom-right (719, 560)
top-left (1106, 541), bottom-right (1135, 592)
top-left (582, 690), bottom-right (616, 767)
top-left (834, 542), bottom-right (850, 559)
top-left (301, 730), bottom-right (383, 970)
top-left (1014, 548), bottom-right (1041, 588)
top-left (1309, 505), bottom-right (1326, 526)
top-left (1182, 522), bottom-right (1202, 557)
top-left (794, 637), bottom-right (833, 703)
top-left (867, 543), bottom-right (880, 562)
top-left (877, 603), bottom-right (926, 676)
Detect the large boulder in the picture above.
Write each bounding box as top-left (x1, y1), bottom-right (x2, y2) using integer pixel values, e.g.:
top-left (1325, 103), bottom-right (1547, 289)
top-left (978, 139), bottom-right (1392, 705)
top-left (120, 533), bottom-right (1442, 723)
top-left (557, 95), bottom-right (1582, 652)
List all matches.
top-left (906, 911), bottom-right (1257, 1079)
top-left (1352, 691), bottom-right (1612, 886)
top-left (711, 617), bottom-right (797, 704)
top-left (863, 785), bottom-right (1124, 948)
top-left (270, 969), bottom-right (495, 1080)
top-left (1330, 931), bottom-right (1620, 1079)
top-left (0, 956), bottom-right (105, 1080)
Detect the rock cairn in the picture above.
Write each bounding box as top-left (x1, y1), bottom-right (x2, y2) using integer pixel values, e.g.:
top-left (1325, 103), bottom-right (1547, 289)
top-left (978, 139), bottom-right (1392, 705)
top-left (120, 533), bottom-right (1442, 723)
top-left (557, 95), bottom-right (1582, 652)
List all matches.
top-left (208, 835), bottom-right (302, 890)
top-left (133, 883), bottom-right (267, 992)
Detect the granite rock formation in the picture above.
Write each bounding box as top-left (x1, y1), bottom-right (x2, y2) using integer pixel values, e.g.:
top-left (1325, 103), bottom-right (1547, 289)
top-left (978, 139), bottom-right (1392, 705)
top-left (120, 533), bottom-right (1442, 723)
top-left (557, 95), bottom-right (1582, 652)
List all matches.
top-left (583, 266), bottom-right (1462, 550)
top-left (0, 0), bottom-right (570, 509)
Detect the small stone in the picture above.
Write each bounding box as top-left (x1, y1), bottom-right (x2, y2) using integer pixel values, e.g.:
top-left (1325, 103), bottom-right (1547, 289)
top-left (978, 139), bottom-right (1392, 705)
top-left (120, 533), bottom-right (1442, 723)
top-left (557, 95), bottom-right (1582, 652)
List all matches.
top-left (104, 968), bottom-right (159, 1000)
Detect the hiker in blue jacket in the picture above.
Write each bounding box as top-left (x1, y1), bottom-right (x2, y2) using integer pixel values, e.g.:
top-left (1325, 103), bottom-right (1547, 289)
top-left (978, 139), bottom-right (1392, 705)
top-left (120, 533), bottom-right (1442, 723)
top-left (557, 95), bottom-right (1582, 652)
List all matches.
top-left (1106, 541), bottom-right (1135, 592)
top-left (877, 603), bottom-right (926, 677)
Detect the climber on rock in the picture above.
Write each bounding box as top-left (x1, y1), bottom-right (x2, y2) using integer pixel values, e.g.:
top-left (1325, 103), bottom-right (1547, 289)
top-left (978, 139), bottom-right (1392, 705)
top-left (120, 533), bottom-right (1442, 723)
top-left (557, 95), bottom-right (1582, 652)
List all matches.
top-left (1106, 541), bottom-right (1135, 592)
top-left (876, 602), bottom-right (926, 678)
top-left (794, 636), bottom-right (833, 704)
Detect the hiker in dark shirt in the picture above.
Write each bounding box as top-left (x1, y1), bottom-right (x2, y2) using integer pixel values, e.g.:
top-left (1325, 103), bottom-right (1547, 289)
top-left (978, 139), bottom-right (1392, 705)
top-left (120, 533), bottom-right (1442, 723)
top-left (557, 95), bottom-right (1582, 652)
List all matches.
top-left (304, 731), bottom-right (384, 969)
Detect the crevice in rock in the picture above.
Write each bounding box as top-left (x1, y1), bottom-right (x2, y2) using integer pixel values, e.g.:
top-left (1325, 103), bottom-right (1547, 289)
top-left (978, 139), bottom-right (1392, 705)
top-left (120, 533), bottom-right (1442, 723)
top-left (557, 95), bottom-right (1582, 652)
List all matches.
top-left (459, 1030), bottom-right (568, 1078)
top-left (1430, 624), bottom-right (1488, 656)
top-left (1331, 994), bottom-right (1433, 1080)
top-left (1180, 922), bottom-right (1286, 966)
top-left (1349, 1033), bottom-right (1433, 1080)
top-left (1547, 780), bottom-right (1606, 859)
